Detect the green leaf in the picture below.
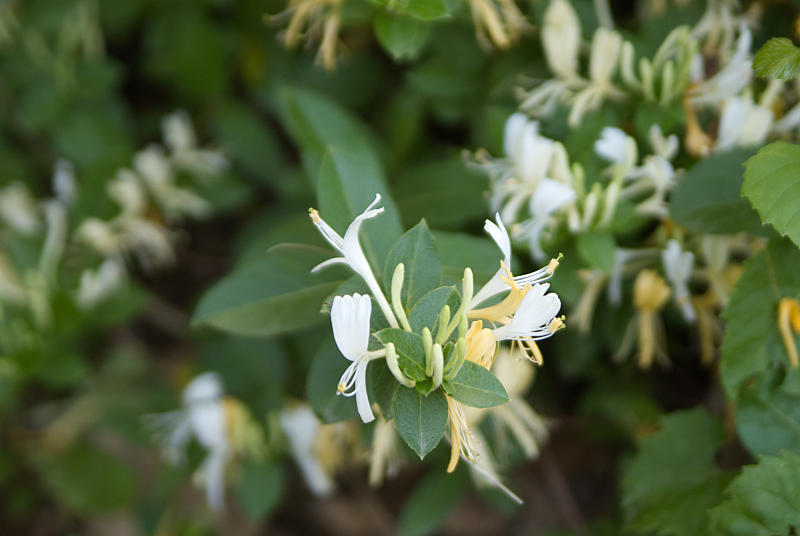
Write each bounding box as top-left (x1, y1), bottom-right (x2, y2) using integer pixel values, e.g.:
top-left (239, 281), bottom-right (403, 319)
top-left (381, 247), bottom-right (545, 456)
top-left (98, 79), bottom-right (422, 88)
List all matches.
top-left (620, 409), bottom-right (732, 536)
top-left (377, 328), bottom-right (427, 381)
top-left (753, 37), bottom-right (800, 80)
top-left (394, 157), bottom-right (488, 230)
top-left (736, 370), bottom-right (800, 457)
top-left (708, 451), bottom-right (800, 535)
top-left (669, 148), bottom-right (765, 235)
top-left (383, 220), bottom-right (442, 310)
top-left (368, 363), bottom-right (399, 420)
top-left (39, 443), bottom-right (135, 514)
top-left (193, 244), bottom-right (346, 337)
top-left (720, 238), bottom-right (800, 397)
top-left (433, 231), bottom-right (504, 288)
top-left (390, 0), bottom-right (451, 20)
top-left (392, 387), bottom-right (448, 458)
top-left (235, 459), bottom-right (284, 521)
top-left (317, 146), bottom-right (403, 271)
top-left (443, 361), bottom-right (508, 408)
top-left (374, 12), bottom-right (431, 61)
top-left (396, 469), bottom-right (469, 536)
top-left (576, 230), bottom-right (616, 273)
top-left (307, 339), bottom-right (359, 423)
top-left (743, 142), bottom-right (800, 247)
top-left (213, 101), bottom-right (283, 185)
top-left (408, 286), bottom-right (459, 333)
top-left (275, 85), bottom-right (383, 182)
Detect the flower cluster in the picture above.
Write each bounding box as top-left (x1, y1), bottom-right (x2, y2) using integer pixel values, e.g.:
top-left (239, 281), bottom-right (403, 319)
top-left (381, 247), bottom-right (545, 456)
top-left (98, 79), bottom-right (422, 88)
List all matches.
top-left (308, 194), bottom-right (564, 487)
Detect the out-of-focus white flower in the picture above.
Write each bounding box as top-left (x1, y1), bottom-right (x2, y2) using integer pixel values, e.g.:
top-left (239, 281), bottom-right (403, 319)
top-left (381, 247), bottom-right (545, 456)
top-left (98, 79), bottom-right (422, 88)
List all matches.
top-left (608, 248), bottom-right (661, 306)
top-left (134, 146), bottom-right (212, 221)
top-left (75, 258), bottom-right (125, 310)
top-left (649, 125), bottom-right (679, 160)
top-left (280, 405), bottom-right (336, 497)
top-left (690, 25), bottom-right (752, 107)
top-left (595, 127), bottom-right (638, 173)
top-left (53, 159), bottom-right (76, 206)
top-left (368, 412), bottom-right (402, 487)
top-left (0, 182), bottom-right (41, 235)
top-left (77, 218), bottom-right (121, 257)
top-left (119, 218), bottom-right (175, 270)
top-left (714, 95), bottom-right (773, 151)
top-left (163, 110), bottom-right (227, 178)
top-left (516, 178), bottom-right (576, 261)
top-left (662, 240), bottom-right (695, 322)
top-left (310, 194), bottom-right (399, 329)
top-left (107, 169), bottom-right (147, 217)
top-left (542, 0), bottom-right (581, 79)
top-left (149, 372), bottom-right (231, 511)
top-left (330, 293), bottom-right (376, 423)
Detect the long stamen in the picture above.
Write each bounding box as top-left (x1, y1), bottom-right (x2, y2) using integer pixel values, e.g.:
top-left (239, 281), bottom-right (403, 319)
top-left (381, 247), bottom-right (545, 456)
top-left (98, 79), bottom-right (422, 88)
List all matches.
top-left (309, 208), bottom-right (344, 251)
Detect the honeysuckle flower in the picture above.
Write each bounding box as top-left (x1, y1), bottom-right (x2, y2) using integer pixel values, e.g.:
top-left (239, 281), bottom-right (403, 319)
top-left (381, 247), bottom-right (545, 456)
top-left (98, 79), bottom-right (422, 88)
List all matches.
top-left (276, 0), bottom-right (342, 71)
top-left (119, 218), bottom-right (175, 270)
top-left (134, 145), bottom-right (212, 222)
top-left (108, 169), bottom-right (147, 217)
top-left (310, 194), bottom-right (399, 329)
top-left (662, 240), bottom-right (695, 322)
top-left (649, 125), bottom-right (679, 161)
top-left (75, 258), bottom-right (125, 310)
top-left (572, 268), bottom-right (608, 334)
top-left (331, 293), bottom-right (377, 423)
top-left (617, 270), bottom-right (671, 369)
top-left (567, 28), bottom-right (624, 125)
top-left (778, 298), bottom-right (800, 369)
top-left (492, 283), bottom-right (563, 351)
top-left (0, 182), bottom-right (41, 235)
top-left (446, 393), bottom-right (480, 472)
top-left (148, 372), bottom-right (232, 511)
top-left (470, 214), bottom-right (559, 309)
top-left (515, 178), bottom-right (576, 261)
top-left (714, 95), bottom-right (773, 151)
top-left (163, 110), bottom-right (228, 178)
top-left (608, 248), bottom-right (661, 306)
top-left (368, 411), bottom-right (402, 487)
top-left (595, 127), bottom-right (638, 175)
top-left (689, 25), bottom-right (752, 107)
top-left (39, 200), bottom-right (68, 287)
top-left (53, 159), bottom-right (76, 206)
top-left (541, 0), bottom-right (581, 79)
top-left (468, 0), bottom-right (530, 50)
top-left (280, 404), bottom-right (336, 496)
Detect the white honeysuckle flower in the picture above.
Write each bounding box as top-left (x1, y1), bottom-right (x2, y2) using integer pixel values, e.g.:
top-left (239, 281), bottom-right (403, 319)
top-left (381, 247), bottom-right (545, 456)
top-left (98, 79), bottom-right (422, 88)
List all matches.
top-left (310, 194), bottom-right (398, 329)
top-left (608, 248), bottom-right (661, 306)
top-left (119, 218), bottom-right (176, 270)
top-left (331, 293), bottom-right (376, 423)
top-left (595, 127), bottom-right (638, 173)
top-left (107, 169), bottom-right (147, 216)
top-left (75, 258), bottom-right (125, 310)
top-left (690, 25), bottom-right (752, 106)
top-left (0, 182), bottom-right (41, 235)
top-left (628, 156), bottom-right (676, 217)
top-left (280, 405), bottom-right (336, 497)
top-left (590, 28), bottom-right (623, 86)
top-left (773, 100), bottom-right (800, 134)
top-left (77, 218), bottom-right (120, 256)
top-left (470, 214), bottom-right (557, 308)
top-left (714, 95), bottom-right (772, 151)
top-left (662, 239), bottom-right (696, 322)
top-left (149, 372), bottom-right (231, 511)
top-left (542, 0), bottom-right (581, 79)
top-left (53, 159), bottom-right (76, 206)
top-left (648, 125), bottom-right (679, 160)
top-left (492, 283), bottom-right (562, 342)
top-left (163, 110), bottom-right (228, 178)
top-left (517, 178), bottom-right (576, 261)
top-left (134, 145), bottom-right (212, 221)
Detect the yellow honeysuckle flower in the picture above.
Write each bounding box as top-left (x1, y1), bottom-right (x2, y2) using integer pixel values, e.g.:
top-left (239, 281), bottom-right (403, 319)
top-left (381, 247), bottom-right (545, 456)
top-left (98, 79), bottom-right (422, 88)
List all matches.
top-left (632, 269), bottom-right (671, 369)
top-left (778, 297), bottom-right (800, 368)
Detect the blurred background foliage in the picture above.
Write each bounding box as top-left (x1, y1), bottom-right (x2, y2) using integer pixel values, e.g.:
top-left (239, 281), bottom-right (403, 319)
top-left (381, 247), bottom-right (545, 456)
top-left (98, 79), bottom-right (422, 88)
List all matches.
top-left (1, 0), bottom-right (800, 534)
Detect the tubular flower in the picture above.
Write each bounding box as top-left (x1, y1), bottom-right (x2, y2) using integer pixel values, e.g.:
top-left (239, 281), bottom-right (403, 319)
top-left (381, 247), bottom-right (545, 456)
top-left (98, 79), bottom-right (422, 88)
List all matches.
top-left (491, 282), bottom-right (564, 364)
top-left (147, 373), bottom-right (233, 511)
top-left (331, 293), bottom-right (377, 423)
top-left (621, 270), bottom-right (671, 369)
top-left (661, 240), bottom-right (696, 322)
top-left (470, 212), bottom-right (559, 309)
top-left (446, 393), bottom-right (481, 473)
top-left (277, 0), bottom-right (342, 70)
top-left (778, 298), bottom-right (800, 369)
top-left (467, 0), bottom-right (530, 51)
top-left (310, 194), bottom-right (399, 329)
